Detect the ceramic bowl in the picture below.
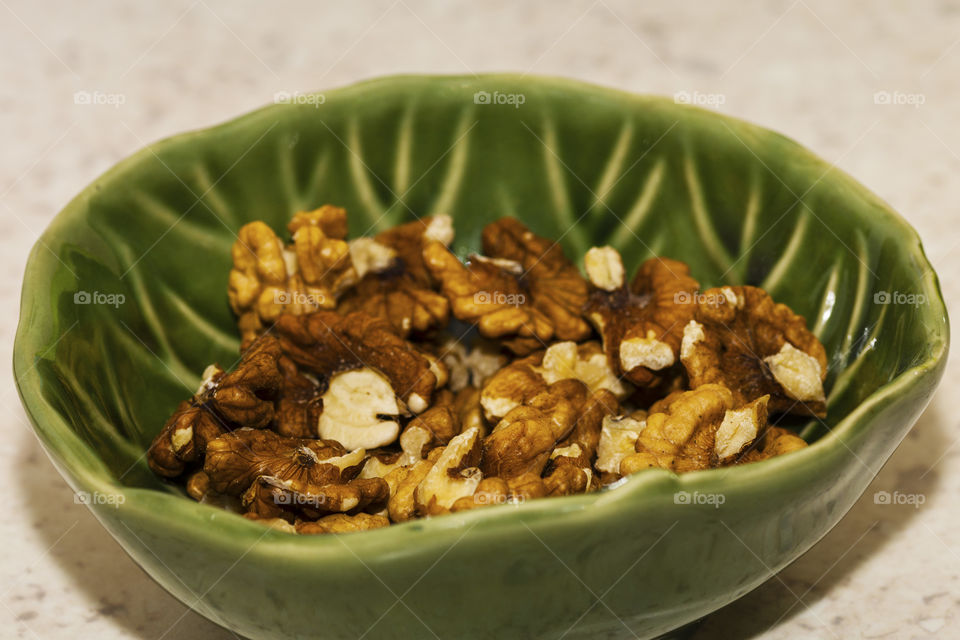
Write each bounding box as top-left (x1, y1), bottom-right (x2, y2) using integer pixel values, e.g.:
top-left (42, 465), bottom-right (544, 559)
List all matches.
top-left (14, 75), bottom-right (948, 639)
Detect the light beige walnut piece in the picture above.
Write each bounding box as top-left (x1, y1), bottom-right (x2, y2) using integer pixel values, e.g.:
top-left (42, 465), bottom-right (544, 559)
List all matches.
top-left (385, 448), bottom-right (444, 523)
top-left (479, 341), bottom-right (629, 424)
top-left (415, 427), bottom-right (483, 515)
top-left (679, 285), bottom-right (828, 417)
top-left (358, 432), bottom-right (428, 481)
top-left (583, 246), bottom-right (626, 292)
top-left (595, 412), bottom-right (647, 475)
top-left (228, 206), bottom-right (357, 343)
top-left (318, 369), bottom-right (402, 450)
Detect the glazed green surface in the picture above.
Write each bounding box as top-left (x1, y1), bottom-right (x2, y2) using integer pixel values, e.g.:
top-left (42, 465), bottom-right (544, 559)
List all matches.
top-left (15, 75), bottom-right (948, 639)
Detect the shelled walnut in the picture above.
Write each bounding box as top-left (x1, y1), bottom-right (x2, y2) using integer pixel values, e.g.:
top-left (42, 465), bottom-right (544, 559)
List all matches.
top-left (228, 206), bottom-right (357, 343)
top-left (147, 335), bottom-right (284, 478)
top-left (274, 310), bottom-right (440, 415)
top-left (583, 248), bottom-right (699, 388)
top-left (479, 340), bottom-right (628, 424)
top-left (679, 285), bottom-right (828, 417)
top-left (617, 385), bottom-right (773, 475)
top-left (337, 216), bottom-right (454, 337)
top-left (424, 218), bottom-right (591, 354)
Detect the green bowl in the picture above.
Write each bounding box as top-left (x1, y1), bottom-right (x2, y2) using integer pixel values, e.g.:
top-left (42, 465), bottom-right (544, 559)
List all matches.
top-left (14, 75), bottom-right (948, 640)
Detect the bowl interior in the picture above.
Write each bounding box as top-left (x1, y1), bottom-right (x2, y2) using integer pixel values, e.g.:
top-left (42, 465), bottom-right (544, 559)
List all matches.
top-left (16, 74), bottom-right (947, 518)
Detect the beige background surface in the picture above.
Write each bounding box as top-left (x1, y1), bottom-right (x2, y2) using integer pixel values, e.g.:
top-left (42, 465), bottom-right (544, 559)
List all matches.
top-left (1, 1), bottom-right (957, 638)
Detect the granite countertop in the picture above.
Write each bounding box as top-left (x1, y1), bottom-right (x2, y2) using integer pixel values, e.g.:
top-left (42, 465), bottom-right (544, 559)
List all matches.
top-left (1, 1), bottom-right (957, 638)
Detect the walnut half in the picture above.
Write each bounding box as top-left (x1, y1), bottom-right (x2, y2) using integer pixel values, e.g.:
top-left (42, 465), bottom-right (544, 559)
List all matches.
top-left (679, 285), bottom-right (828, 417)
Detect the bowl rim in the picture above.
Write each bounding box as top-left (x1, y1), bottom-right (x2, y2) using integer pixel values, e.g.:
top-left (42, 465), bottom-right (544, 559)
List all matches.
top-left (14, 73), bottom-right (950, 557)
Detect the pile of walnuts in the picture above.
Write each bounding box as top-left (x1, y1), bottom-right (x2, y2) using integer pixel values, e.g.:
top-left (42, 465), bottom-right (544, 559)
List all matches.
top-left (148, 206), bottom-right (826, 534)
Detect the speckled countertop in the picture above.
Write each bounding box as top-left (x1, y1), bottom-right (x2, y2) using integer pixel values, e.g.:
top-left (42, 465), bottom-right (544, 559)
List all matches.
top-left (1, 1), bottom-right (957, 638)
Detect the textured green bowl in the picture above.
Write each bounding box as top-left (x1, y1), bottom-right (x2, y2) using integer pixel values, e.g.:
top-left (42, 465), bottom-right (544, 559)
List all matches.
top-left (15, 75), bottom-right (948, 639)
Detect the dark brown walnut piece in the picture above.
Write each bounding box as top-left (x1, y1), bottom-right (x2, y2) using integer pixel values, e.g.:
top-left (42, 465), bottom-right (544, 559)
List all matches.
top-left (204, 427), bottom-right (389, 521)
top-left (184, 470), bottom-right (245, 512)
top-left (424, 218), bottom-right (591, 354)
top-left (400, 384), bottom-right (486, 443)
top-left (148, 401), bottom-right (226, 478)
top-left (680, 285), bottom-right (828, 417)
top-left (243, 473), bottom-right (388, 521)
top-left (208, 335), bottom-right (284, 428)
top-left (376, 215), bottom-right (454, 286)
top-left (274, 310), bottom-right (439, 414)
top-left (336, 273), bottom-right (449, 339)
top-left (147, 335), bottom-right (284, 478)
top-left (337, 216), bottom-right (454, 337)
top-left (583, 248), bottom-right (699, 388)
top-left (203, 428), bottom-right (352, 496)
top-left (542, 462), bottom-right (590, 496)
top-left (186, 470), bottom-right (211, 501)
top-left (274, 355), bottom-right (323, 438)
